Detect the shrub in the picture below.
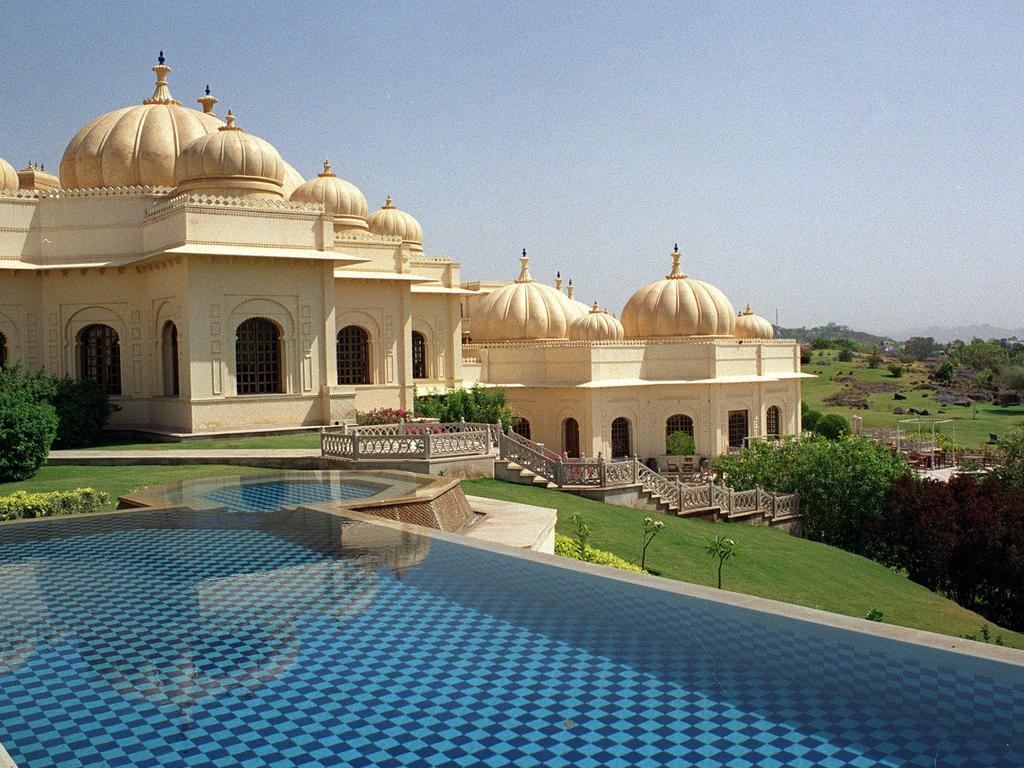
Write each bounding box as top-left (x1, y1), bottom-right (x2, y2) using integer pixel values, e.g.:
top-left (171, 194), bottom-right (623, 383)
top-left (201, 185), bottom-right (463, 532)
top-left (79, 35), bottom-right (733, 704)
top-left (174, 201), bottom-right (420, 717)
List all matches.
top-left (52, 377), bottom-right (118, 448)
top-left (887, 363), bottom-right (904, 378)
top-left (0, 488), bottom-right (109, 521)
top-left (355, 407), bottom-right (411, 425)
top-left (554, 534), bottom-right (644, 573)
top-left (935, 360), bottom-right (955, 382)
top-left (801, 400), bottom-right (822, 432)
top-left (714, 435), bottom-right (908, 556)
top-left (837, 348), bottom-right (854, 363)
top-left (811, 337), bottom-right (833, 350)
top-left (814, 413), bottom-right (850, 440)
top-left (665, 431), bottom-right (696, 456)
top-left (996, 364), bottom-right (1024, 392)
top-left (867, 353), bottom-right (883, 369)
top-left (0, 365), bottom-right (59, 482)
top-left (415, 386), bottom-right (515, 428)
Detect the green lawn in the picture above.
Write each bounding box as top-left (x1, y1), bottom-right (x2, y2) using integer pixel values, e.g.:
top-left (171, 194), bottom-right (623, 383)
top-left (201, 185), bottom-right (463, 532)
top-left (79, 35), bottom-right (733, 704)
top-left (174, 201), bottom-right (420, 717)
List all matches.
top-left (802, 350), bottom-right (1024, 448)
top-left (81, 433), bottom-right (322, 451)
top-left (462, 478), bottom-right (1024, 648)
top-left (0, 464), bottom-right (270, 508)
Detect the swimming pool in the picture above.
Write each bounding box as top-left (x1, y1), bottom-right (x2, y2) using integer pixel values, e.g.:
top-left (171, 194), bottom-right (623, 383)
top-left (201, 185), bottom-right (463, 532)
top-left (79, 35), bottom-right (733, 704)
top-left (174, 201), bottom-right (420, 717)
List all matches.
top-left (1, 505), bottom-right (1022, 767)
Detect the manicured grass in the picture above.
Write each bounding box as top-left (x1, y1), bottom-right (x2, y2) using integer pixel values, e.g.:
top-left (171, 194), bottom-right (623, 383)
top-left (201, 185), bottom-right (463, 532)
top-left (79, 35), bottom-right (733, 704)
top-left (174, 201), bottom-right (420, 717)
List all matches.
top-left (802, 350), bottom-right (1024, 448)
top-left (462, 478), bottom-right (1024, 648)
top-left (0, 465), bottom-right (270, 509)
top-left (82, 433), bottom-right (322, 451)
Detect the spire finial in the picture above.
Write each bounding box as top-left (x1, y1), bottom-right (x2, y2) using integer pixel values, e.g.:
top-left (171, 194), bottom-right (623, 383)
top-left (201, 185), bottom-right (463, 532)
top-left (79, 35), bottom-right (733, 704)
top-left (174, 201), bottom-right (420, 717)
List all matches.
top-left (555, 271), bottom-right (563, 291)
top-left (567, 278), bottom-right (575, 299)
top-left (666, 244), bottom-right (686, 279)
top-left (383, 195), bottom-right (395, 209)
top-left (319, 160), bottom-right (336, 177)
top-left (744, 303), bottom-right (752, 315)
top-left (144, 51), bottom-right (180, 105)
top-left (591, 301), bottom-right (600, 312)
top-left (516, 249), bottom-right (533, 283)
top-left (197, 84), bottom-right (219, 115)
top-left (219, 109), bottom-right (242, 131)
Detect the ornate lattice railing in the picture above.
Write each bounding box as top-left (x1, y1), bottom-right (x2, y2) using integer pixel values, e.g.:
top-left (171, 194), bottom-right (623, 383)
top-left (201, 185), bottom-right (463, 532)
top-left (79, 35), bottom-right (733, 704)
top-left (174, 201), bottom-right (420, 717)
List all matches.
top-left (322, 423), bottom-right (492, 461)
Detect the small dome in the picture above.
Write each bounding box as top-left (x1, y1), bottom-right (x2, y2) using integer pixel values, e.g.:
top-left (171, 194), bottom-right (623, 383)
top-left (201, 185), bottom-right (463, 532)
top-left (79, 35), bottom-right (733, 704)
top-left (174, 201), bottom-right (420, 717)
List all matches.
top-left (621, 246), bottom-right (736, 338)
top-left (734, 305), bottom-right (774, 339)
top-left (60, 54), bottom-right (223, 189)
top-left (290, 161), bottom-right (368, 231)
top-left (471, 251), bottom-right (577, 342)
top-left (281, 162), bottom-right (305, 197)
top-left (569, 303), bottom-right (625, 341)
top-left (174, 111), bottom-right (286, 198)
top-left (367, 196), bottom-right (423, 252)
top-left (0, 157), bottom-right (18, 191)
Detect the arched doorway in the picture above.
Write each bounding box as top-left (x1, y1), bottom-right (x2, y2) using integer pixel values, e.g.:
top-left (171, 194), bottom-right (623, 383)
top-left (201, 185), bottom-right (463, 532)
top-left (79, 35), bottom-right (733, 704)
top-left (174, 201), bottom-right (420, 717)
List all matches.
top-left (236, 318), bottom-right (282, 394)
top-left (78, 324), bottom-right (122, 395)
top-left (665, 413), bottom-right (694, 438)
top-left (562, 418), bottom-right (580, 458)
top-left (162, 321), bottom-right (179, 397)
top-left (766, 405), bottom-right (781, 437)
top-left (728, 410), bottom-right (749, 449)
top-left (411, 331), bottom-right (427, 379)
top-left (611, 417), bottom-right (631, 458)
top-left (337, 325), bottom-right (371, 385)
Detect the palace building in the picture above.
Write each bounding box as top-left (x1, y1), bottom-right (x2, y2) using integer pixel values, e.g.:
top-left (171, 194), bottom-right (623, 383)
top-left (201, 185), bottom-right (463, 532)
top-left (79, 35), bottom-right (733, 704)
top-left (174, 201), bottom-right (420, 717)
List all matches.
top-left (0, 55), bottom-right (807, 458)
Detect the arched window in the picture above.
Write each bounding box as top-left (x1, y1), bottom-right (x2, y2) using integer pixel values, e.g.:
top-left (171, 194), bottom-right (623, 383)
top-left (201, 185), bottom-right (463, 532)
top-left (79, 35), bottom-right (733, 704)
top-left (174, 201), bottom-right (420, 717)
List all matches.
top-left (512, 417), bottom-right (531, 440)
top-left (611, 417), bottom-right (631, 458)
top-left (79, 324), bottom-right (121, 395)
top-left (337, 325), bottom-right (370, 385)
top-left (563, 417), bottom-right (580, 458)
top-left (411, 331), bottom-right (427, 379)
top-left (728, 410), bottom-right (749, 449)
top-left (0, 331), bottom-right (7, 367)
top-left (236, 318), bottom-right (282, 395)
top-left (162, 321), bottom-right (180, 397)
top-left (766, 405), bottom-right (781, 437)
top-left (666, 413), bottom-right (694, 439)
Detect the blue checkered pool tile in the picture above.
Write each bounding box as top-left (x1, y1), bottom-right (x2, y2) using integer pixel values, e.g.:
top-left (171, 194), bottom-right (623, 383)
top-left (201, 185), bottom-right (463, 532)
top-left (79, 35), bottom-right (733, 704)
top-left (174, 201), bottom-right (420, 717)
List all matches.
top-left (1, 508), bottom-right (1022, 767)
top-left (199, 479), bottom-right (378, 513)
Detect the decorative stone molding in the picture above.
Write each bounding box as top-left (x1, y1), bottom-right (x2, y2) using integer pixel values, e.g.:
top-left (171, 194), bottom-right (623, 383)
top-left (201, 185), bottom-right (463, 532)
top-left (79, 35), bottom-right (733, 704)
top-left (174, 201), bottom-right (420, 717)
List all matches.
top-left (463, 336), bottom-right (798, 350)
top-left (146, 192), bottom-right (325, 218)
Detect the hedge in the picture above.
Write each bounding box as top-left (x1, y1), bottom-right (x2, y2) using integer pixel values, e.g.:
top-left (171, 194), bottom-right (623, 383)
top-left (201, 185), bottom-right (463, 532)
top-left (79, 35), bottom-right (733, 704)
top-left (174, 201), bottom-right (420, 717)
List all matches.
top-left (0, 488), bottom-right (110, 521)
top-left (554, 534), bottom-right (645, 573)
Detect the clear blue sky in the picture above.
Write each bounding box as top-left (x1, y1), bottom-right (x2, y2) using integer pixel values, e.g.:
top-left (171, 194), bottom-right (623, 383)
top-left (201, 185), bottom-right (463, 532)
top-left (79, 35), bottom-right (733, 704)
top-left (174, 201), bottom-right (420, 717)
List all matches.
top-left (2, 1), bottom-right (1023, 335)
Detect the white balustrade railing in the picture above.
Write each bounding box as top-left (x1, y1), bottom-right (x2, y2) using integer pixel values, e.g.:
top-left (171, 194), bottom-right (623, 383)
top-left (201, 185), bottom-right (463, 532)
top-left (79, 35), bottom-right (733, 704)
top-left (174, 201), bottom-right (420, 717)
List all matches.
top-left (322, 421), bottom-right (494, 461)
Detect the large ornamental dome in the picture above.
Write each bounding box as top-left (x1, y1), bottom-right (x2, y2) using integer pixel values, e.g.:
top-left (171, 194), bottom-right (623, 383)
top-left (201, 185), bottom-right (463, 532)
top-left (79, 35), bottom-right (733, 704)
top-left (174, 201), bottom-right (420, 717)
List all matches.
top-left (568, 303), bottom-right (625, 341)
top-left (471, 251), bottom-right (580, 342)
top-left (734, 305), bottom-right (774, 339)
top-left (367, 196), bottom-right (423, 252)
top-left (60, 54), bottom-right (223, 189)
top-left (290, 161), bottom-right (368, 231)
top-left (174, 111), bottom-right (286, 197)
top-left (0, 157), bottom-right (18, 191)
top-left (621, 246), bottom-right (736, 338)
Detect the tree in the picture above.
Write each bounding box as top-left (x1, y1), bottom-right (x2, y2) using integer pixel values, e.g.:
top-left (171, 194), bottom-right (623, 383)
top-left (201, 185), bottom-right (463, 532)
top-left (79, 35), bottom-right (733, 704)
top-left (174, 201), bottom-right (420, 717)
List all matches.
top-left (52, 377), bottom-right (118, 448)
top-left (811, 337), bottom-right (833, 350)
top-left (415, 385), bottom-right (515, 428)
top-left (997, 364), bottom-right (1024, 392)
top-left (705, 535), bottom-right (737, 589)
top-left (640, 517), bottom-right (664, 571)
top-left (948, 339), bottom-right (1009, 373)
top-left (902, 336), bottom-right (937, 361)
top-left (0, 365), bottom-right (59, 482)
top-left (801, 400), bottom-right (822, 432)
top-left (934, 360), bottom-right (955, 382)
top-left (887, 363), bottom-right (904, 378)
top-left (713, 436), bottom-right (908, 556)
top-left (837, 347), bottom-right (854, 363)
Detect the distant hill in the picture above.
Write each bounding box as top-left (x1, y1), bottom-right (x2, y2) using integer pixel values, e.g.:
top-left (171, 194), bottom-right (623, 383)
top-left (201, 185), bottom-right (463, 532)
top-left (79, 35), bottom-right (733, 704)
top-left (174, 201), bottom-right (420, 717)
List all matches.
top-left (774, 322), bottom-right (893, 347)
top-left (893, 325), bottom-right (1024, 344)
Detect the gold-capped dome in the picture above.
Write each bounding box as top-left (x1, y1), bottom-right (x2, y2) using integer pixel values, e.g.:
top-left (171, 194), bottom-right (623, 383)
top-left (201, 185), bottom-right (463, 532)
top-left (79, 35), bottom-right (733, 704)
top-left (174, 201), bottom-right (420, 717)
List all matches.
top-left (367, 196), bottom-right (423, 252)
top-left (734, 304), bottom-right (774, 339)
top-left (621, 245), bottom-right (736, 338)
top-left (0, 157), bottom-right (18, 191)
top-left (568, 301), bottom-right (625, 341)
top-left (174, 110), bottom-right (286, 198)
top-left (289, 160), bottom-right (369, 232)
top-left (60, 54), bottom-right (223, 189)
top-left (471, 250), bottom-right (581, 342)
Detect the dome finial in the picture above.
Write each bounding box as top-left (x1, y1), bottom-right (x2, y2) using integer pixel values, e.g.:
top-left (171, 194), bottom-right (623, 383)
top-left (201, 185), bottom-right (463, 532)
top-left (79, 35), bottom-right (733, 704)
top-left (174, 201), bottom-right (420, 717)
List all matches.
top-left (319, 160), bottom-right (336, 177)
top-left (144, 51), bottom-right (180, 106)
top-left (666, 244), bottom-right (686, 279)
top-left (219, 109), bottom-right (243, 131)
top-left (197, 84), bottom-right (219, 115)
top-left (516, 249), bottom-right (533, 283)
top-left (591, 301), bottom-right (600, 313)
top-left (383, 195), bottom-right (395, 209)
top-left (567, 278), bottom-right (575, 300)
top-left (555, 271), bottom-right (563, 291)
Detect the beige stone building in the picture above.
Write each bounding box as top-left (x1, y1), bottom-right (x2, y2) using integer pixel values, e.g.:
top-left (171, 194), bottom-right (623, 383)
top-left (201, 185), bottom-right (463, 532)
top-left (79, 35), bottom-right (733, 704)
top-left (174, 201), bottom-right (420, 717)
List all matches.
top-left (0, 55), bottom-right (807, 456)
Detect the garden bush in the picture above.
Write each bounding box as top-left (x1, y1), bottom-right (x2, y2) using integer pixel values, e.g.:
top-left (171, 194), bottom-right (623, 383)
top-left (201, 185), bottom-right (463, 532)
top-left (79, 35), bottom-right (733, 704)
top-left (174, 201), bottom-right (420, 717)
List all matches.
top-left (355, 407), bottom-right (411, 425)
top-left (801, 400), bottom-right (822, 432)
top-left (665, 431), bottom-right (696, 456)
top-left (52, 377), bottom-right (118, 448)
top-left (554, 534), bottom-right (644, 573)
top-left (887, 363), bottom-right (904, 378)
top-left (713, 435), bottom-right (908, 556)
top-left (0, 365), bottom-right (59, 482)
top-left (415, 386), bottom-right (515, 428)
top-left (814, 413), bottom-right (850, 440)
top-left (0, 488), bottom-right (109, 521)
